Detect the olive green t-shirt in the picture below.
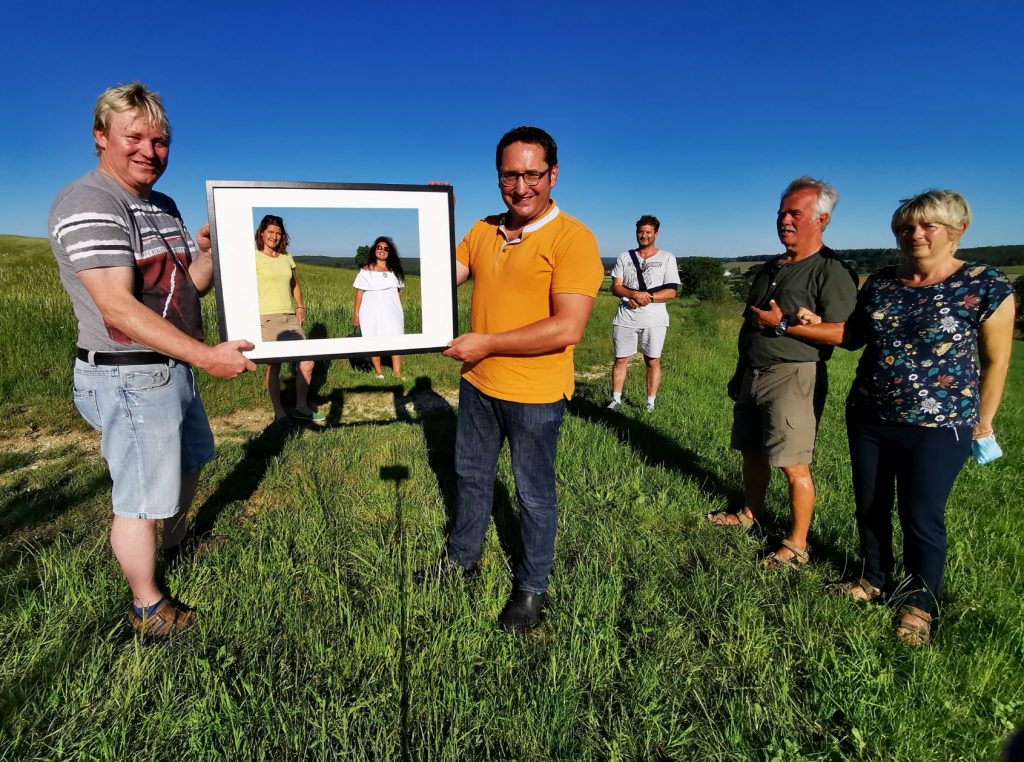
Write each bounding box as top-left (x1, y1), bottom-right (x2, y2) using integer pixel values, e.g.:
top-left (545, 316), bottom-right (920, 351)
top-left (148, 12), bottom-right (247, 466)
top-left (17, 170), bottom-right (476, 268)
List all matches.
top-left (738, 247), bottom-right (858, 366)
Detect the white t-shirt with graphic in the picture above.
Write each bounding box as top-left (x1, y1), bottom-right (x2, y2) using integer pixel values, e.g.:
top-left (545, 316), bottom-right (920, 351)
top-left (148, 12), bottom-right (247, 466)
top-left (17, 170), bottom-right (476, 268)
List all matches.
top-left (610, 249), bottom-right (680, 328)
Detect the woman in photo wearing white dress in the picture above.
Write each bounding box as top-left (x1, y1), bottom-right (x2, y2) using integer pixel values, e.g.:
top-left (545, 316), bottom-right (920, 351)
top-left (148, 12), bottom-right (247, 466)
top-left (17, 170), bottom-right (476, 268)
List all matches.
top-left (353, 236), bottom-right (406, 378)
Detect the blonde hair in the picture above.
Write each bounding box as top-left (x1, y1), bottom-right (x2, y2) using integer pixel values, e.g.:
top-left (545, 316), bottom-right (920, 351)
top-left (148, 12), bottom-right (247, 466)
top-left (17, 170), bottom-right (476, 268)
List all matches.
top-left (891, 190), bottom-right (972, 234)
top-left (93, 82), bottom-right (171, 155)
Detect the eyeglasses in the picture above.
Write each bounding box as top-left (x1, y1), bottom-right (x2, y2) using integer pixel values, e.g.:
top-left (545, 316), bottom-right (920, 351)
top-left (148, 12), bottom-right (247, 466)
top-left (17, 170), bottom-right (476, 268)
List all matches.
top-left (498, 168), bottom-right (552, 188)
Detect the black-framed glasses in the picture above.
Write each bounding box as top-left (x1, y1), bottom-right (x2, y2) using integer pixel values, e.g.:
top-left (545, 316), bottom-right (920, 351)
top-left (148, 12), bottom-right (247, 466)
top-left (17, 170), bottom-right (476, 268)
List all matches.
top-left (498, 168), bottom-right (552, 188)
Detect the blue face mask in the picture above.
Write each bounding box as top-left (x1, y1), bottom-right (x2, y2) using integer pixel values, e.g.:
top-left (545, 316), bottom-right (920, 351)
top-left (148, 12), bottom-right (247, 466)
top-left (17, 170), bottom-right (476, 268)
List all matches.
top-left (972, 434), bottom-right (1004, 465)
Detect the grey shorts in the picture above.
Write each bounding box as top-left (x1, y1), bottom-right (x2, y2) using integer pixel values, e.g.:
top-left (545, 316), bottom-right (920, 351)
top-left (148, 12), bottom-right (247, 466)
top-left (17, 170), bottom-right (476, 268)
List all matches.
top-left (261, 313), bottom-right (305, 342)
top-left (72, 358), bottom-right (215, 520)
top-left (612, 324), bottom-right (668, 359)
top-left (730, 362), bottom-right (825, 467)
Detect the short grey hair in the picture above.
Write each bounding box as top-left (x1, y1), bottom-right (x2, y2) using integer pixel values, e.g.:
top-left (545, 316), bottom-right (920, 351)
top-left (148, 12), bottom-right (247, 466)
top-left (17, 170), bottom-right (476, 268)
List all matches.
top-left (781, 176), bottom-right (839, 226)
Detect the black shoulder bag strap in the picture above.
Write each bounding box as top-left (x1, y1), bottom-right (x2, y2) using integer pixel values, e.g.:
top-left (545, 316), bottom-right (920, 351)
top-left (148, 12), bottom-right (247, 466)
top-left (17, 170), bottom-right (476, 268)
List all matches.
top-left (628, 249), bottom-right (649, 292)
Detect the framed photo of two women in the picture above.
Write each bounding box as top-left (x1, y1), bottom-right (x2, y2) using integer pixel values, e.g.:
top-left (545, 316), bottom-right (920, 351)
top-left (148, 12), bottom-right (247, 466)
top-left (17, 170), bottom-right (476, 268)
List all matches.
top-left (206, 180), bottom-right (458, 364)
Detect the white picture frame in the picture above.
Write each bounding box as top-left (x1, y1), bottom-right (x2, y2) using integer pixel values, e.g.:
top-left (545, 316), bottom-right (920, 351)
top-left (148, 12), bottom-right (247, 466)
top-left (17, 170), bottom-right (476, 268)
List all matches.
top-left (206, 180), bottom-right (457, 362)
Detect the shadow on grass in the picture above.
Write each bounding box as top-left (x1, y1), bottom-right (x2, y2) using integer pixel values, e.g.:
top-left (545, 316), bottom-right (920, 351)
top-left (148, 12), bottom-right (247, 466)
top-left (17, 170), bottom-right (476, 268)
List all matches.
top-left (567, 381), bottom-right (852, 570)
top-left (380, 464), bottom-right (411, 762)
top-left (400, 377), bottom-right (522, 565)
top-left (567, 381), bottom-right (744, 509)
top-left (188, 416), bottom-right (305, 539)
top-left (188, 369), bottom-right (390, 538)
top-left (190, 376), bottom-right (522, 578)
top-left (0, 469), bottom-right (110, 572)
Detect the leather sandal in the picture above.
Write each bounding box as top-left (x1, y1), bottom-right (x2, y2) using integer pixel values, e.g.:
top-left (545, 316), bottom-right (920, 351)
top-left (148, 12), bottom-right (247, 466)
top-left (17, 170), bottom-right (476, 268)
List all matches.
top-left (831, 577), bottom-right (882, 603)
top-left (895, 605), bottom-right (932, 646)
top-left (762, 539), bottom-right (810, 570)
top-left (706, 510), bottom-right (756, 531)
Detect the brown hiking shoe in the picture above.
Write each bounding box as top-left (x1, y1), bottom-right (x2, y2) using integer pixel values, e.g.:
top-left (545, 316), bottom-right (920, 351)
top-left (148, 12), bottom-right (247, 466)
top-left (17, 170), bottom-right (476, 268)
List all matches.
top-left (128, 598), bottom-right (196, 638)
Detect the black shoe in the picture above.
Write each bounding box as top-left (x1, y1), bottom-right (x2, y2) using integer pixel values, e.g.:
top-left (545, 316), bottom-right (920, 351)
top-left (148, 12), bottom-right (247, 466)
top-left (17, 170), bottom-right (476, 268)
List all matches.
top-left (497, 589), bottom-right (548, 633)
top-left (414, 555), bottom-right (478, 585)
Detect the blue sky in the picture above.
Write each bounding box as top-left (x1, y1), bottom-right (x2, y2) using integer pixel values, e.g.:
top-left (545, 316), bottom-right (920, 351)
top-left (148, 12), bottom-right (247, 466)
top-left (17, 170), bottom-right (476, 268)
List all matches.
top-left (3, 1), bottom-right (1022, 259)
top-left (253, 208), bottom-right (421, 259)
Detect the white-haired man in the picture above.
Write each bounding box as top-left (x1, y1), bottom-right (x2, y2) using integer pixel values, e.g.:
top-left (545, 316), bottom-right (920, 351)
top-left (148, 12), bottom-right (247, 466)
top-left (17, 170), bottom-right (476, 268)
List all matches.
top-left (709, 177), bottom-right (858, 568)
top-left (49, 83), bottom-right (256, 637)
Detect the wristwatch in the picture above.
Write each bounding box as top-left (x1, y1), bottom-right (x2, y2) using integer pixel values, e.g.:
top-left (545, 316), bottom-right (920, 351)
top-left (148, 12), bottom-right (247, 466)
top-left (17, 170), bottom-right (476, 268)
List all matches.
top-left (775, 318), bottom-right (789, 336)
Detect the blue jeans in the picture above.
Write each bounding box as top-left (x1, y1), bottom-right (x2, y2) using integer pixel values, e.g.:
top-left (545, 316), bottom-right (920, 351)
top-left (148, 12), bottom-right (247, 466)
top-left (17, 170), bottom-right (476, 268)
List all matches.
top-left (73, 358), bottom-right (214, 519)
top-left (847, 413), bottom-right (972, 613)
top-left (446, 379), bottom-right (565, 594)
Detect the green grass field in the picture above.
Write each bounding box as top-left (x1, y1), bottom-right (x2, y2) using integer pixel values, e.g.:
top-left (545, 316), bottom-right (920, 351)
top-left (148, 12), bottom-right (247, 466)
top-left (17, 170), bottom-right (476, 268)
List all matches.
top-left (1, 233), bottom-right (1022, 760)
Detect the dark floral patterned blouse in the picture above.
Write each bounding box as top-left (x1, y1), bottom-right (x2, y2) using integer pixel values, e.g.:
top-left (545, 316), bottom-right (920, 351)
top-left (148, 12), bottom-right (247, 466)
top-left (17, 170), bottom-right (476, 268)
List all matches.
top-left (847, 262), bottom-right (1013, 428)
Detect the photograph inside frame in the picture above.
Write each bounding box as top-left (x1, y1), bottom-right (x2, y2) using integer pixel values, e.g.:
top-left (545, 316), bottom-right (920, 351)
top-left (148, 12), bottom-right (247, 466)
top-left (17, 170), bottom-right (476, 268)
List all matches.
top-left (207, 181), bottom-right (457, 363)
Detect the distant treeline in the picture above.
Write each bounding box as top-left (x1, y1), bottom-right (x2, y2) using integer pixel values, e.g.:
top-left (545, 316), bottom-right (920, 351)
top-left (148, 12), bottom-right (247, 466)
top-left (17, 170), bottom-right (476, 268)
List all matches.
top-left (293, 255), bottom-right (422, 275)
top-left (300, 246), bottom-right (1021, 278)
top-left (729, 245), bottom-right (1024, 272)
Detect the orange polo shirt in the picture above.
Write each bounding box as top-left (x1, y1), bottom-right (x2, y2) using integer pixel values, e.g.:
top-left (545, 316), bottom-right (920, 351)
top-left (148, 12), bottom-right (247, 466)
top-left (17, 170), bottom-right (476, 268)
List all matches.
top-left (456, 202), bottom-right (603, 403)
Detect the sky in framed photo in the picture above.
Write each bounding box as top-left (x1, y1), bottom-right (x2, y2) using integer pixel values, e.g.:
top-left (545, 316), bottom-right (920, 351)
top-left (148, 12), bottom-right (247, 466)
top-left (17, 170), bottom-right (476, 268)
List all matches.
top-left (2, 0), bottom-right (1022, 258)
top-left (253, 208), bottom-right (421, 260)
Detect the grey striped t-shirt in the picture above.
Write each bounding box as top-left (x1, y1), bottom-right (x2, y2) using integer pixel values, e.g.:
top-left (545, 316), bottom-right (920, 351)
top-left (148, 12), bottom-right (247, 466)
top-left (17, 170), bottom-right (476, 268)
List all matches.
top-left (48, 170), bottom-right (203, 351)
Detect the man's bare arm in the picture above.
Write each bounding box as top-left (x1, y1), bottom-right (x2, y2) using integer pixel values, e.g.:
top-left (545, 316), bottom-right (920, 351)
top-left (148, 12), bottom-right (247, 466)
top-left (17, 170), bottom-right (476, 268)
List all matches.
top-left (78, 266), bottom-right (255, 379)
top-left (752, 298), bottom-right (847, 345)
top-left (611, 277), bottom-right (652, 306)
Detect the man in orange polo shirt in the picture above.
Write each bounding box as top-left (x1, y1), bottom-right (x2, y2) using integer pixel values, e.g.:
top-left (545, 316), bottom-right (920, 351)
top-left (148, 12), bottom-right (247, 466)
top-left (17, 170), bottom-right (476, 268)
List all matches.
top-left (442, 126), bottom-right (603, 632)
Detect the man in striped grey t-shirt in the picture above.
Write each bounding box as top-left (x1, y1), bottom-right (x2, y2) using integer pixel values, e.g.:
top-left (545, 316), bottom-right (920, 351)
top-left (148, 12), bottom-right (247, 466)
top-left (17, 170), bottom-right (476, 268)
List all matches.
top-left (49, 83), bottom-right (256, 638)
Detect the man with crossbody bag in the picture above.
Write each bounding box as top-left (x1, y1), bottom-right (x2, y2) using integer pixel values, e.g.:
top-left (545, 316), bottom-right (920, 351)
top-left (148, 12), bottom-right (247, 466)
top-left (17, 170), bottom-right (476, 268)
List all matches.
top-left (607, 215), bottom-right (680, 412)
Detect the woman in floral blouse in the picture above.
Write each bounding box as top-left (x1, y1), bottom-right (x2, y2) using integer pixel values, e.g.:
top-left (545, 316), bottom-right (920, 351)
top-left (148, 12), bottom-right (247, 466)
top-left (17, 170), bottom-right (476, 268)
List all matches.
top-left (798, 190), bottom-right (1014, 645)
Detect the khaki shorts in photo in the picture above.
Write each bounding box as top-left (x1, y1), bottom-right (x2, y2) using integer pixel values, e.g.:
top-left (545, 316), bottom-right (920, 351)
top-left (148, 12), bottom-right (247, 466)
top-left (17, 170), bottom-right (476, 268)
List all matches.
top-left (260, 313), bottom-right (305, 342)
top-left (730, 362), bottom-right (823, 467)
top-left (612, 324), bottom-right (668, 359)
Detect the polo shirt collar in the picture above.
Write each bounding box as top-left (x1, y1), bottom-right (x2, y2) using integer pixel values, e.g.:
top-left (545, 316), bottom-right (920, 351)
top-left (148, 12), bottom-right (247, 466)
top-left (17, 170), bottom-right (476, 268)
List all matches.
top-left (499, 201), bottom-right (561, 244)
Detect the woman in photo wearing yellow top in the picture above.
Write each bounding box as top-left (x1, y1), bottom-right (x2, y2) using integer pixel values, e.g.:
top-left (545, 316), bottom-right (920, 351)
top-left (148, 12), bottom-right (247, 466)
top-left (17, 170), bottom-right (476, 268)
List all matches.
top-left (255, 214), bottom-right (324, 423)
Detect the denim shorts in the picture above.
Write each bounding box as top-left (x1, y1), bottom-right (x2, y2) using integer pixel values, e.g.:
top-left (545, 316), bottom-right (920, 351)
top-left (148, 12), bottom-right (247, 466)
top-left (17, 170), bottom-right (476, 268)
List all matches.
top-left (73, 358), bottom-right (215, 519)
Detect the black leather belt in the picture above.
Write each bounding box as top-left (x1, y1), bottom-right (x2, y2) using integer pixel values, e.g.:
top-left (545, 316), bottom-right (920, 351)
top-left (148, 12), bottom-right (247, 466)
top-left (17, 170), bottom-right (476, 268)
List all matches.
top-left (77, 348), bottom-right (174, 365)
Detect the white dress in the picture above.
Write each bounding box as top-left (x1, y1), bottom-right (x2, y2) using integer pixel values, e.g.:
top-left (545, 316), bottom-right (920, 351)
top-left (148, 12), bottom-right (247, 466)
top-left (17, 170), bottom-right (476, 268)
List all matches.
top-left (353, 269), bottom-right (404, 337)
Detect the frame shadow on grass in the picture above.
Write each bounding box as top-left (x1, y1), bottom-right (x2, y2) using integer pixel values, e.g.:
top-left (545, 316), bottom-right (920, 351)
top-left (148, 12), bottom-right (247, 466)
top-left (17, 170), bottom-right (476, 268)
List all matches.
top-left (185, 416), bottom-right (310, 547)
top-left (188, 371), bottom-right (386, 542)
top-left (187, 376), bottom-right (523, 579)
